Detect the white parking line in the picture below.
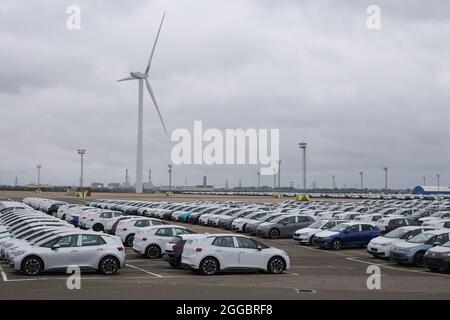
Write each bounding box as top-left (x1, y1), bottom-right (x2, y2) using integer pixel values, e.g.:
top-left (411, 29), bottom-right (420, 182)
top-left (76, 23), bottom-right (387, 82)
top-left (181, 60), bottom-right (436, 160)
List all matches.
top-left (0, 266), bottom-right (8, 282)
top-left (126, 263), bottom-right (163, 278)
top-left (346, 257), bottom-right (450, 278)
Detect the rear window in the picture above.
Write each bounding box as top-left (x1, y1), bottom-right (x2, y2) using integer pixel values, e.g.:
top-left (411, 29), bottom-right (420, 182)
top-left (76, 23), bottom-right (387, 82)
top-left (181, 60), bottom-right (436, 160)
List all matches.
top-left (212, 236), bottom-right (235, 248)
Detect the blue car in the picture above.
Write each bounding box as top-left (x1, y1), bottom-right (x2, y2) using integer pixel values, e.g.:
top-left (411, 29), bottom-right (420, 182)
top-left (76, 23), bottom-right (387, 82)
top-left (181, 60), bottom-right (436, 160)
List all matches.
top-left (313, 222), bottom-right (381, 250)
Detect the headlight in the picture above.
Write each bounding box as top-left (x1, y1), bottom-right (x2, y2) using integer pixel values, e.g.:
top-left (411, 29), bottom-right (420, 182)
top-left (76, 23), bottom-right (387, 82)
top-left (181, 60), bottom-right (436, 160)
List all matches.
top-left (380, 242), bottom-right (392, 247)
top-left (14, 250), bottom-right (26, 256)
top-left (444, 252), bottom-right (450, 257)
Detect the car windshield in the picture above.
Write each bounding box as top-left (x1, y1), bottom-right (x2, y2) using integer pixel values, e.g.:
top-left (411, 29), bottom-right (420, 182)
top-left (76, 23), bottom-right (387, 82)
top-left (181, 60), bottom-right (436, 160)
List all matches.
top-left (407, 232), bottom-right (434, 244)
top-left (308, 221), bottom-right (325, 229)
top-left (430, 212), bottom-right (444, 217)
top-left (384, 228), bottom-right (410, 239)
top-left (330, 224), bottom-right (350, 232)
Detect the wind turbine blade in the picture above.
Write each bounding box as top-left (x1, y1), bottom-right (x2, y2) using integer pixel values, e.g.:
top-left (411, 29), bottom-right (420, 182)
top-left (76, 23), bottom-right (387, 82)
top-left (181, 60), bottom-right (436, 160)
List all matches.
top-left (145, 12), bottom-right (165, 75)
top-left (145, 78), bottom-right (168, 135)
top-left (117, 76), bottom-right (136, 82)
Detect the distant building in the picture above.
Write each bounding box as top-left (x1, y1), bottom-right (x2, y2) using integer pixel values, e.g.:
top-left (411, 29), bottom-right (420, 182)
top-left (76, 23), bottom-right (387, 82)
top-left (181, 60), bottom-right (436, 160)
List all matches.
top-left (412, 185), bottom-right (450, 195)
top-left (108, 183), bottom-right (121, 189)
top-left (91, 182), bottom-right (104, 189)
top-left (202, 176), bottom-right (207, 187)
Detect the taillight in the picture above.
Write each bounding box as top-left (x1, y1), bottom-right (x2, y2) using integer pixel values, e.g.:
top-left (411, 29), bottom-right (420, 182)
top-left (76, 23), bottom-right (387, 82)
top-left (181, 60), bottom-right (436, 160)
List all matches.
top-left (142, 237), bottom-right (147, 241)
top-left (122, 228), bottom-right (127, 231)
top-left (90, 219), bottom-right (94, 221)
top-left (195, 247), bottom-right (202, 252)
top-left (117, 247), bottom-right (124, 251)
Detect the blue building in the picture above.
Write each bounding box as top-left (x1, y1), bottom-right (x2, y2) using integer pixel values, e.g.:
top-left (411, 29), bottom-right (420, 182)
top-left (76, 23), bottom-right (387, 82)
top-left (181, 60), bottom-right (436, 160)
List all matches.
top-left (412, 185), bottom-right (450, 195)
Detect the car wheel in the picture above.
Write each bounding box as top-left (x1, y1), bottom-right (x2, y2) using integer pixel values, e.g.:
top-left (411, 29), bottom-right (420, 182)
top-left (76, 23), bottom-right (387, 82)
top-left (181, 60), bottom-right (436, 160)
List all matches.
top-left (125, 234), bottom-right (135, 247)
top-left (428, 267), bottom-right (440, 272)
top-left (169, 261), bottom-right (179, 268)
top-left (93, 224), bottom-right (104, 232)
top-left (98, 256), bottom-right (120, 275)
top-left (267, 256), bottom-right (286, 274)
top-left (309, 235), bottom-right (315, 245)
top-left (200, 257), bottom-right (219, 275)
top-left (61, 214), bottom-right (66, 221)
top-left (413, 251), bottom-right (425, 267)
top-left (21, 256), bottom-right (43, 276)
top-left (269, 228), bottom-right (280, 239)
top-left (331, 238), bottom-right (343, 250)
top-left (145, 244), bottom-right (162, 259)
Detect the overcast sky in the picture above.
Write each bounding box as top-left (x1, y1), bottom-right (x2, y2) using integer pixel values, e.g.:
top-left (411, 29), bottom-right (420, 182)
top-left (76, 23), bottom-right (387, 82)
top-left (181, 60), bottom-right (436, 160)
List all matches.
top-left (1, 0), bottom-right (450, 189)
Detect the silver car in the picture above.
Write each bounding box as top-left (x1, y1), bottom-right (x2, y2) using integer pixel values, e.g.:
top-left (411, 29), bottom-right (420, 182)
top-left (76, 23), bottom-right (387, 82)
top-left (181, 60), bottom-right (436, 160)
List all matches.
top-left (10, 231), bottom-right (126, 276)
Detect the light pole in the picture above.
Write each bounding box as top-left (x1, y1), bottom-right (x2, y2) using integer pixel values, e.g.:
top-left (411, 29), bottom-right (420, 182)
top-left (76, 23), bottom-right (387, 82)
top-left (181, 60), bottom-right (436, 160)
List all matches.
top-left (257, 171), bottom-right (261, 189)
top-left (36, 164), bottom-right (42, 191)
top-left (383, 167), bottom-right (388, 192)
top-left (277, 160), bottom-right (281, 188)
top-left (360, 171), bottom-right (363, 191)
top-left (332, 175), bottom-right (336, 189)
top-left (423, 176), bottom-right (426, 186)
top-left (299, 142), bottom-right (307, 192)
top-left (437, 174), bottom-right (440, 193)
top-left (168, 164), bottom-right (173, 191)
top-left (77, 149), bottom-right (86, 192)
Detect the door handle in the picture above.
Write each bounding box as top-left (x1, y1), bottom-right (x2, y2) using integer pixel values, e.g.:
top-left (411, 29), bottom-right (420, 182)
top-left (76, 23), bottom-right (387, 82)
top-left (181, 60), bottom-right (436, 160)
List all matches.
top-left (97, 248), bottom-right (104, 251)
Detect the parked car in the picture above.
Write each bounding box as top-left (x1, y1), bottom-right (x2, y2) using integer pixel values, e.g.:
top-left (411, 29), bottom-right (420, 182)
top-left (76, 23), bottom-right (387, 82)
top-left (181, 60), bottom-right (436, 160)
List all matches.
top-left (313, 222), bottom-right (381, 250)
top-left (116, 218), bottom-right (168, 246)
top-left (256, 214), bottom-right (316, 239)
top-left (230, 211), bottom-right (269, 232)
top-left (181, 234), bottom-right (290, 275)
top-left (82, 210), bottom-right (123, 231)
top-left (367, 226), bottom-right (434, 258)
top-left (375, 216), bottom-right (418, 234)
top-left (390, 230), bottom-right (450, 266)
top-left (163, 234), bottom-right (204, 267)
top-left (245, 213), bottom-right (287, 235)
top-left (133, 225), bottom-right (197, 258)
top-left (424, 240), bottom-right (450, 271)
top-left (418, 211), bottom-right (450, 225)
top-left (293, 219), bottom-right (347, 244)
top-left (9, 231), bottom-right (125, 276)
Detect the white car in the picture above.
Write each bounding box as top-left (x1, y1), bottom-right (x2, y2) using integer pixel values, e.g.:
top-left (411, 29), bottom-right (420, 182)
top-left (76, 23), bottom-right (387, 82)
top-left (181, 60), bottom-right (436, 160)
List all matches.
top-left (55, 204), bottom-right (79, 218)
top-left (116, 218), bottom-right (168, 247)
top-left (133, 225), bottom-right (196, 258)
top-left (230, 211), bottom-right (269, 232)
top-left (367, 226), bottom-right (434, 258)
top-left (10, 230), bottom-right (125, 276)
top-left (80, 210), bottom-right (122, 231)
top-left (375, 216), bottom-right (417, 233)
top-left (422, 219), bottom-right (450, 228)
top-left (0, 226), bottom-right (10, 240)
top-left (181, 234), bottom-right (290, 275)
top-left (419, 211), bottom-right (450, 224)
top-left (293, 220), bottom-right (347, 244)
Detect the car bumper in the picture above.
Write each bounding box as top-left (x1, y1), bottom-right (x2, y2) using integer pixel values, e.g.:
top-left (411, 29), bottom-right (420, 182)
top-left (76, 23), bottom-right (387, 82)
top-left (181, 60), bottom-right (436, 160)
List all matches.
top-left (390, 252), bottom-right (414, 264)
top-left (312, 238), bottom-right (332, 248)
top-left (367, 244), bottom-right (390, 257)
top-left (424, 256), bottom-right (450, 269)
top-left (293, 234), bottom-right (310, 243)
top-left (219, 221), bottom-right (233, 229)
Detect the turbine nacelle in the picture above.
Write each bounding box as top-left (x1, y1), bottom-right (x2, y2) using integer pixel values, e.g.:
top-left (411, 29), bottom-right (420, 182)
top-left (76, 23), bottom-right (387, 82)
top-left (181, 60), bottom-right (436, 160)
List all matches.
top-left (130, 71), bottom-right (147, 79)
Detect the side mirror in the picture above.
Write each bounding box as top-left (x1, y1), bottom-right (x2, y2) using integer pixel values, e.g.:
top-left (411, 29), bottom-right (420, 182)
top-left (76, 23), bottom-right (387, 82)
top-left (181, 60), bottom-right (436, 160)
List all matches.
top-left (51, 244), bottom-right (60, 250)
top-left (432, 242), bottom-right (440, 247)
top-left (257, 245), bottom-right (262, 251)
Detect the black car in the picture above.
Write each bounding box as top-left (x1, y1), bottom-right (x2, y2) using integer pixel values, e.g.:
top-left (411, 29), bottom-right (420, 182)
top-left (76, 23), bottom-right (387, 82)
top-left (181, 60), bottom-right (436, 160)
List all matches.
top-left (163, 236), bottom-right (186, 267)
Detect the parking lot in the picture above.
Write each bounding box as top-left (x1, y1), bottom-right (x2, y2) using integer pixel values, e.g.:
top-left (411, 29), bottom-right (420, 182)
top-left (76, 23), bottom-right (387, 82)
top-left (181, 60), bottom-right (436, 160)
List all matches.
top-left (1, 219), bottom-right (450, 300)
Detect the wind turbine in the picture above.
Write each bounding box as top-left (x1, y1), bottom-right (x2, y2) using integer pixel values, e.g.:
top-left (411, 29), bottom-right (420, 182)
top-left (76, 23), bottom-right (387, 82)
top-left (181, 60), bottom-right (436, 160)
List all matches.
top-left (118, 13), bottom-right (168, 194)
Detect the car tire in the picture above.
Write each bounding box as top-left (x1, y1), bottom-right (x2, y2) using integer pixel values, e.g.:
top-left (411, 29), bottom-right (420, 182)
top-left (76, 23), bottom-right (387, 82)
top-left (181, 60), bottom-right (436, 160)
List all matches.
top-left (21, 256), bottom-right (44, 276)
top-left (200, 257), bottom-right (220, 275)
top-left (98, 256), bottom-right (120, 275)
top-left (125, 234), bottom-right (135, 247)
top-left (61, 214), bottom-right (66, 221)
top-left (309, 235), bottom-right (315, 245)
top-left (269, 228), bottom-right (280, 239)
top-left (169, 261), bottom-right (179, 268)
top-left (93, 223), bottom-right (104, 232)
top-left (331, 238), bottom-right (343, 250)
top-left (413, 251), bottom-right (425, 267)
top-left (267, 256), bottom-right (286, 274)
top-left (428, 267), bottom-right (440, 272)
top-left (145, 244), bottom-right (162, 259)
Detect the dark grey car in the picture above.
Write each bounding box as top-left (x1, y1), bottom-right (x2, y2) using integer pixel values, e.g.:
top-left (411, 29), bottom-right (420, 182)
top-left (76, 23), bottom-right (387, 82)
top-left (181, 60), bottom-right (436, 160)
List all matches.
top-left (256, 215), bottom-right (317, 239)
